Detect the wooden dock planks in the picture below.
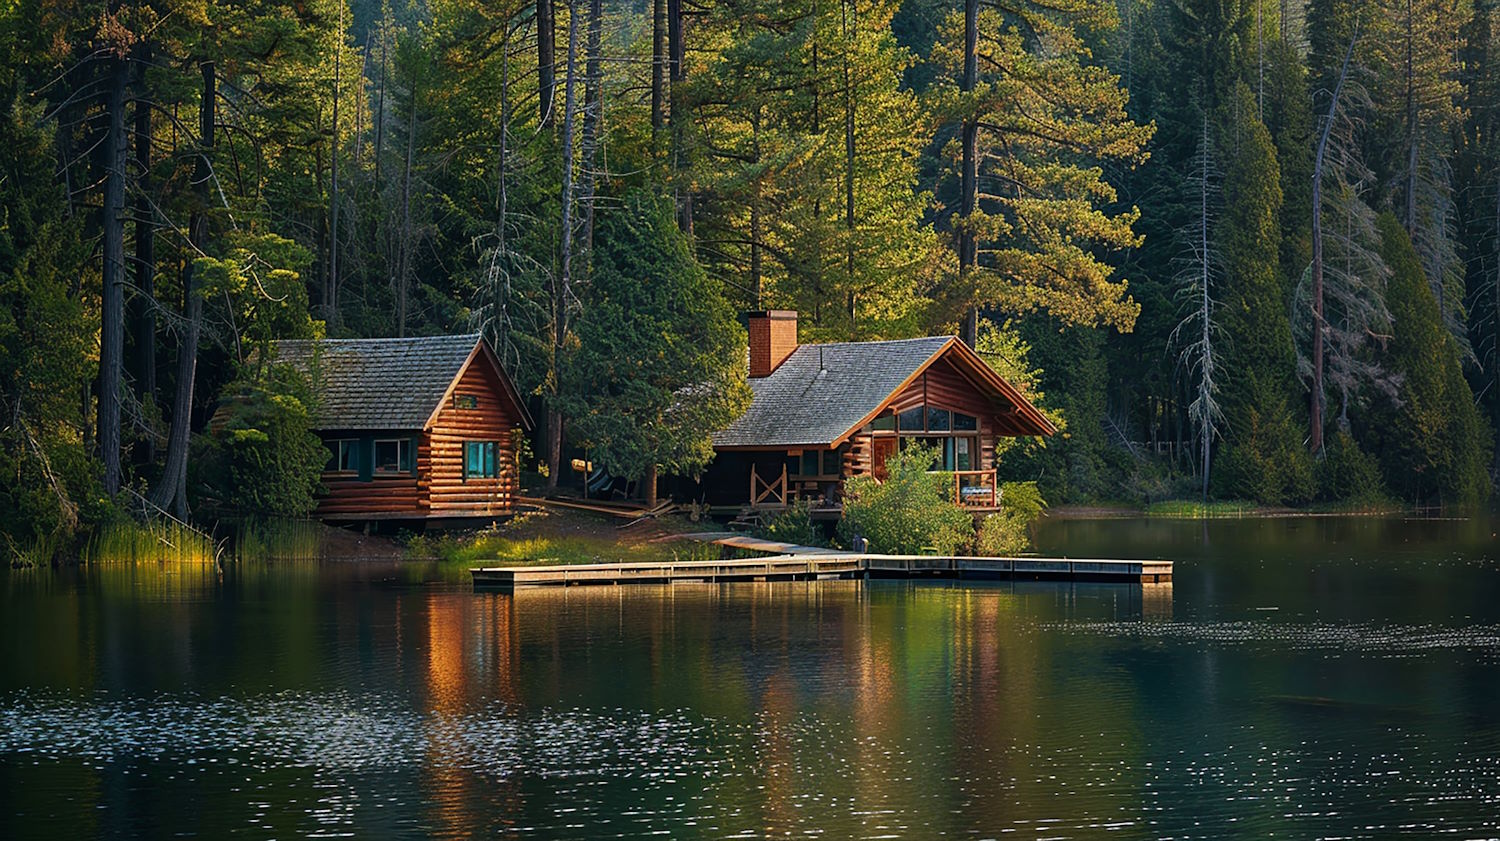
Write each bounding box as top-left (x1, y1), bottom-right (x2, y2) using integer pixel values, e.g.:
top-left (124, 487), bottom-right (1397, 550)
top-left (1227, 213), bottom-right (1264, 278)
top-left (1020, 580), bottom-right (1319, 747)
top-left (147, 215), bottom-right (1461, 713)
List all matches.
top-left (471, 553), bottom-right (1171, 588)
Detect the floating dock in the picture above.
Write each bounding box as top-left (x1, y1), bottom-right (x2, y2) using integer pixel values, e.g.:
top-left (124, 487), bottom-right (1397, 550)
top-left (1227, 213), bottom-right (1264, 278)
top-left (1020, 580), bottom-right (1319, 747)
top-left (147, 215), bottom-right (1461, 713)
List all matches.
top-left (471, 553), bottom-right (1172, 589)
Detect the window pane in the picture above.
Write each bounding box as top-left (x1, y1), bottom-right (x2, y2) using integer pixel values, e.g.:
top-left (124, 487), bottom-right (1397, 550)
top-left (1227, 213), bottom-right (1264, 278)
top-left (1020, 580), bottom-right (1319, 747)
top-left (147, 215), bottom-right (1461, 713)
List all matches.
top-left (465, 442), bottom-right (479, 478)
top-left (375, 441), bottom-right (399, 472)
top-left (927, 407), bottom-right (950, 431)
top-left (485, 442), bottom-right (497, 477)
top-left (956, 437), bottom-right (972, 471)
top-left (870, 413), bottom-right (895, 431)
top-left (339, 440), bottom-right (358, 472)
top-left (943, 438), bottom-right (956, 470)
top-left (823, 449), bottom-right (841, 476)
top-left (897, 406), bottom-right (925, 432)
top-left (801, 451), bottom-right (820, 476)
top-left (953, 412), bottom-right (978, 431)
top-left (399, 441), bottom-right (412, 472)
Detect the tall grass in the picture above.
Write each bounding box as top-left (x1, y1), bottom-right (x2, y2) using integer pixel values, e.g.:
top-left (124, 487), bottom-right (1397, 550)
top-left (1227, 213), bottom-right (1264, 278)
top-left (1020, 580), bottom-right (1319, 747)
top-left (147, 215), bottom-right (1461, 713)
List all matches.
top-left (411, 529), bottom-right (721, 566)
top-left (83, 520), bottom-right (220, 564)
top-left (234, 518), bottom-right (322, 562)
top-left (1145, 499), bottom-right (1257, 519)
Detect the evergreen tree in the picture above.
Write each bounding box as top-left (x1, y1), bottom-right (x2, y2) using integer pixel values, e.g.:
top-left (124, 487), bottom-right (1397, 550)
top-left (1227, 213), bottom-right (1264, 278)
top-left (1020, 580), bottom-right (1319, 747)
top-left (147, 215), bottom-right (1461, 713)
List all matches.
top-left (558, 192), bottom-right (752, 506)
top-left (1367, 212), bottom-right (1492, 505)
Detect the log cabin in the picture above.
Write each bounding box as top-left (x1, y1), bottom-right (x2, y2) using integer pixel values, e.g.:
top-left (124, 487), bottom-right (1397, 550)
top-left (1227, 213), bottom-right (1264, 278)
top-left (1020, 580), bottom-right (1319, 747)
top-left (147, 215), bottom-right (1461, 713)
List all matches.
top-left (700, 311), bottom-right (1056, 515)
top-left (273, 334), bottom-right (532, 523)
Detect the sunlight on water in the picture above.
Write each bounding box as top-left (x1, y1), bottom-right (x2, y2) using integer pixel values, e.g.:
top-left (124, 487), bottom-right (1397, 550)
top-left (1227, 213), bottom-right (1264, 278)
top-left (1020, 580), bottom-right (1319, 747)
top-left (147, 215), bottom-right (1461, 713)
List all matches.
top-left (1, 515), bottom-right (1498, 838)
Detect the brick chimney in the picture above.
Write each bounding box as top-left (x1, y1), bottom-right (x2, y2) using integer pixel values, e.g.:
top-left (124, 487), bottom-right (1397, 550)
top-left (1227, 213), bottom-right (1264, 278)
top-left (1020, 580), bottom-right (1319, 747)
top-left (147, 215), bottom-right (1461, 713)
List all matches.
top-left (747, 310), bottom-right (798, 378)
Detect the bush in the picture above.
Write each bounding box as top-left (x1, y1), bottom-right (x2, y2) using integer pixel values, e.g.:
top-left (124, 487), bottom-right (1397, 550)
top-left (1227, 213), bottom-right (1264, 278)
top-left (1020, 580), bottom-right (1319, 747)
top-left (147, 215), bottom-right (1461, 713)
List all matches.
top-left (838, 444), bottom-right (974, 555)
top-left (755, 501), bottom-right (827, 547)
top-left (193, 363), bottom-right (325, 518)
top-left (974, 481), bottom-right (1047, 556)
top-left (1317, 430), bottom-right (1387, 504)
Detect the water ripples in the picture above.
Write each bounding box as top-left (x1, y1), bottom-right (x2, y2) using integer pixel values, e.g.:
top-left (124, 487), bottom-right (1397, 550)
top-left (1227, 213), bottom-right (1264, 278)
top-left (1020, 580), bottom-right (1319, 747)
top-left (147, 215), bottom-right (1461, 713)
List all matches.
top-left (1042, 619), bottom-right (1500, 657)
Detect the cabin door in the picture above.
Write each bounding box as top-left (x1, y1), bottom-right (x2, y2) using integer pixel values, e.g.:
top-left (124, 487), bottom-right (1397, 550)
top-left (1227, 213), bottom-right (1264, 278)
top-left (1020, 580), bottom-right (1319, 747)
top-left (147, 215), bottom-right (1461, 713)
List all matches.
top-left (872, 438), bottom-right (898, 481)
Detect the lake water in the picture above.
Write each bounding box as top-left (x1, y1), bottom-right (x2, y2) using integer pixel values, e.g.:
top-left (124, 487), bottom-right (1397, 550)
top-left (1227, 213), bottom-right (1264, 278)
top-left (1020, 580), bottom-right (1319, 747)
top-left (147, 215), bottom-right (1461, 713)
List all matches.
top-left (2, 516), bottom-right (1499, 839)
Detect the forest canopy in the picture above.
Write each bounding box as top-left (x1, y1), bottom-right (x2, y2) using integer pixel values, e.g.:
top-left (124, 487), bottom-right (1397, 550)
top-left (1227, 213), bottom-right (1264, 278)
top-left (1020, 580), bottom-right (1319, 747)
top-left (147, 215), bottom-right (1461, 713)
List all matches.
top-left (0, 0), bottom-right (1495, 559)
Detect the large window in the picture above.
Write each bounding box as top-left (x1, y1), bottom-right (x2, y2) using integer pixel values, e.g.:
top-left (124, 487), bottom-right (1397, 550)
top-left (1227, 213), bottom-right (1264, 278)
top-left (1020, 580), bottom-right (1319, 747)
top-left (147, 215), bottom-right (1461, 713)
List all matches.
top-left (464, 441), bottom-right (498, 480)
top-left (873, 405), bottom-right (981, 473)
top-left (788, 447), bottom-right (846, 478)
top-left (373, 439), bottom-right (412, 475)
top-left (327, 439), bottom-right (360, 473)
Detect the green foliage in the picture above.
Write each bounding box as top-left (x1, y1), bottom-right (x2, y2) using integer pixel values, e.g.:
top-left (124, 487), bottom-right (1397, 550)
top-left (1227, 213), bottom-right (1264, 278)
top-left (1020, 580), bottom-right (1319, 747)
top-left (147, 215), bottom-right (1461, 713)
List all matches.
top-left (1317, 430), bottom-right (1387, 504)
top-left (974, 481), bottom-right (1047, 556)
top-left (1366, 213), bottom-right (1492, 506)
top-left (754, 502), bottom-right (828, 549)
top-left (193, 363), bottom-right (326, 518)
top-left (838, 443), bottom-right (974, 555)
top-left (1213, 83), bottom-right (1313, 504)
top-left (83, 520), bottom-right (219, 565)
top-left (559, 191), bottom-right (752, 483)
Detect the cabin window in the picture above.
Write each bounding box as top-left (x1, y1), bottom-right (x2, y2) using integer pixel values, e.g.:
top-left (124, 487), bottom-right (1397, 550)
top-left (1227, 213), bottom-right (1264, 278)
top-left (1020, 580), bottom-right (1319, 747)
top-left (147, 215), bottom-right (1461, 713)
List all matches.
top-left (897, 406), bottom-right (926, 432)
top-left (373, 439), bottom-right (412, 475)
top-left (822, 449), bottom-right (842, 476)
top-left (870, 412), bottom-right (895, 432)
top-left (901, 436), bottom-right (978, 471)
top-left (454, 393), bottom-right (480, 410)
top-left (953, 412), bottom-right (978, 431)
top-left (327, 438), bottom-right (360, 473)
top-left (801, 451), bottom-right (820, 477)
top-left (926, 407), bottom-right (951, 432)
top-left (465, 441), bottom-right (498, 480)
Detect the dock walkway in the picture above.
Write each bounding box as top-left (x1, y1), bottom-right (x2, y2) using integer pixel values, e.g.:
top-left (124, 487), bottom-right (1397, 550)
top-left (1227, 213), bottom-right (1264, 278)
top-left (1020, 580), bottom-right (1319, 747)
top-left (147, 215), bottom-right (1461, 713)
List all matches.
top-left (471, 552), bottom-right (1172, 588)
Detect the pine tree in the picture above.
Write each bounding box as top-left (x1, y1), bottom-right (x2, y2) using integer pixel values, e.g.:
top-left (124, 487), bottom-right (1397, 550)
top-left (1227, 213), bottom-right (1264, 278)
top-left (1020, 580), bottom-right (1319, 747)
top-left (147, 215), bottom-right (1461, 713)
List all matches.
top-left (558, 192), bottom-right (752, 506)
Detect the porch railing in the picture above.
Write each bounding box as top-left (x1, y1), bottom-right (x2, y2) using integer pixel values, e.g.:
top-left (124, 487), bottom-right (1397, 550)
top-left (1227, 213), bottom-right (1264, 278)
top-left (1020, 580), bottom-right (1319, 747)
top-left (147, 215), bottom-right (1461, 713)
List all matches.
top-left (952, 469), bottom-right (999, 508)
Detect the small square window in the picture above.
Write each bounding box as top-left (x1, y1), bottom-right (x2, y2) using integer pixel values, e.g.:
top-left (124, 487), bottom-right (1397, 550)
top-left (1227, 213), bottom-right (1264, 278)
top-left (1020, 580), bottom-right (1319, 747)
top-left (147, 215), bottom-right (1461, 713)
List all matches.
top-left (454, 394), bottom-right (479, 410)
top-left (927, 407), bottom-right (951, 432)
top-left (337, 440), bottom-right (358, 472)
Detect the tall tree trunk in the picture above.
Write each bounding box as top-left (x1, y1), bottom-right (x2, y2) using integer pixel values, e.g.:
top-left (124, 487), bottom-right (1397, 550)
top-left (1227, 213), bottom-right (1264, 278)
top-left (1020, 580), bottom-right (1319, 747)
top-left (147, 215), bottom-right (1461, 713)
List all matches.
top-left (538, 0), bottom-right (556, 128)
top-left (843, 0), bottom-right (856, 336)
top-left (547, 0), bottom-right (582, 490)
top-left (645, 463), bottom-right (658, 508)
top-left (152, 60), bottom-right (214, 518)
top-left (100, 54), bottom-right (130, 496)
top-left (580, 0), bottom-right (602, 257)
top-left (959, 0), bottom-right (979, 346)
top-left (651, 0), bottom-right (665, 148)
top-left (398, 82), bottom-right (417, 337)
top-left (132, 47), bottom-right (156, 461)
top-left (668, 0), bottom-right (692, 234)
top-left (1309, 29), bottom-right (1358, 457)
top-left (327, 0), bottom-right (343, 327)
top-left (375, 18), bottom-right (388, 189)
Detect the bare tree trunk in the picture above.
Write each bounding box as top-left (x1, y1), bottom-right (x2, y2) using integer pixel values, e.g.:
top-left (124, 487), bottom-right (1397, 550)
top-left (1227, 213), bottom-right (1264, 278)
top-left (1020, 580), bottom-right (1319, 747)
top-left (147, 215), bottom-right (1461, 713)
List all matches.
top-left (101, 54), bottom-right (130, 496)
top-left (538, 0), bottom-right (556, 128)
top-left (843, 0), bottom-right (857, 336)
top-left (327, 0), bottom-right (343, 327)
top-left (132, 47), bottom-right (156, 455)
top-left (547, 0), bottom-right (582, 490)
top-left (651, 0), bottom-right (665, 148)
top-left (959, 0), bottom-right (979, 346)
top-left (398, 81), bottom-right (417, 337)
top-left (580, 0), bottom-right (602, 257)
top-left (375, 17), bottom-right (388, 189)
top-left (1309, 29), bottom-right (1357, 457)
top-left (152, 60), bottom-right (215, 518)
top-left (668, 0), bottom-right (692, 234)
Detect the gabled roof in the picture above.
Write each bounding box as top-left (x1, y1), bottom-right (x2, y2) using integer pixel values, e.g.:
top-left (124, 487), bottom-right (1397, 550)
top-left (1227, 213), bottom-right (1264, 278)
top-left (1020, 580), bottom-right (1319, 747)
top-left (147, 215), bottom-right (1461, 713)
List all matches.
top-left (272, 334), bottom-right (532, 431)
top-left (711, 335), bottom-right (1055, 449)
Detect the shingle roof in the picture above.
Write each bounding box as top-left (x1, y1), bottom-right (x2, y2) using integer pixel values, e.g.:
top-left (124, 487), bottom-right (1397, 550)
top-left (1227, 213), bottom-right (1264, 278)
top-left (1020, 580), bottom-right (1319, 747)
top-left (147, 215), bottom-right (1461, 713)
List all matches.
top-left (712, 337), bottom-right (953, 448)
top-left (272, 334), bottom-right (483, 430)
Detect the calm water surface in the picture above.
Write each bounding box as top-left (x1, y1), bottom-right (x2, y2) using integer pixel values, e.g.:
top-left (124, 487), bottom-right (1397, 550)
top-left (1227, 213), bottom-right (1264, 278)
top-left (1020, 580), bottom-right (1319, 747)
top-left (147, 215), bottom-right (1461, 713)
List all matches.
top-left (2, 516), bottom-right (1499, 839)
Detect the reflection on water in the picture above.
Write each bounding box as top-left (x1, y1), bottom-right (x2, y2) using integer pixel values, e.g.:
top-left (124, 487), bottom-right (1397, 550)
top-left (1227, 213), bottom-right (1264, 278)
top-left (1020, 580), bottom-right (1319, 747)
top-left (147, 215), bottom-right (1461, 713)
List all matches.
top-left (1, 516), bottom-right (1498, 838)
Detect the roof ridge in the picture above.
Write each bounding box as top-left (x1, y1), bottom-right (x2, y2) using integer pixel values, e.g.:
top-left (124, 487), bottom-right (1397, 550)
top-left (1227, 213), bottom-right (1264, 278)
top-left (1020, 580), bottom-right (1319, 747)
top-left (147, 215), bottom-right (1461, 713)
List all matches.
top-left (796, 335), bottom-right (953, 349)
top-left (278, 333), bottom-right (481, 345)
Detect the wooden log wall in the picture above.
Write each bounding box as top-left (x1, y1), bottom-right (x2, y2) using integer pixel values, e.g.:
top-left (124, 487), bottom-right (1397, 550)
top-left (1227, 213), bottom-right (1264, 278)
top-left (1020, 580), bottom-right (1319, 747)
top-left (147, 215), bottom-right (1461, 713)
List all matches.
top-left (426, 357), bottom-right (523, 516)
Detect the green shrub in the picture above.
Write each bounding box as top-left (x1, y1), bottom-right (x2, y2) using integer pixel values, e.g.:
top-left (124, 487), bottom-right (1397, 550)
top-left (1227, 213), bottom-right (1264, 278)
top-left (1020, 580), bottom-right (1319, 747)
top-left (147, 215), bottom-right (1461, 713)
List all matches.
top-left (755, 501), bottom-right (826, 547)
top-left (193, 363), bottom-right (325, 518)
top-left (838, 444), bottom-right (974, 555)
top-left (974, 482), bottom-right (1047, 556)
top-left (1317, 430), bottom-right (1387, 504)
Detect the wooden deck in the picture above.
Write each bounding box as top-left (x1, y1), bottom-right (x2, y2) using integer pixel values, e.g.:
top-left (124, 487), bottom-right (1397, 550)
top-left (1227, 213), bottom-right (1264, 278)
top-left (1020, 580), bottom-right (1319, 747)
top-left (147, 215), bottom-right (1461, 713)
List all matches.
top-left (471, 552), bottom-right (1172, 588)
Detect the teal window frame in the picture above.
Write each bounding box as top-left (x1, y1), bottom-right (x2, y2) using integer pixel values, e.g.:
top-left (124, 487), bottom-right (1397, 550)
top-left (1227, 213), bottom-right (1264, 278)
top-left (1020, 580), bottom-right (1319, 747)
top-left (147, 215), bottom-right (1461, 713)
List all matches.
top-left (327, 438), bottom-right (360, 473)
top-left (464, 441), bottom-right (498, 480)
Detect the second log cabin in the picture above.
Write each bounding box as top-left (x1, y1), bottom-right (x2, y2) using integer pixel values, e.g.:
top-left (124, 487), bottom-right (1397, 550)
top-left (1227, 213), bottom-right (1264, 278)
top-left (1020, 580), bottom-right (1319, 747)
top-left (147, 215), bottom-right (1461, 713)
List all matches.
top-left (274, 334), bottom-right (532, 523)
top-left (699, 311), bottom-right (1056, 513)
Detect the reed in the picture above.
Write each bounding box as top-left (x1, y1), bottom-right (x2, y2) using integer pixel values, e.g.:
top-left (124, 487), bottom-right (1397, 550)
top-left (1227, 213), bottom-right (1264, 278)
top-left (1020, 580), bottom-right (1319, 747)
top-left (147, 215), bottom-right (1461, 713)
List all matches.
top-left (83, 520), bottom-right (219, 564)
top-left (234, 518), bottom-right (323, 562)
top-left (1145, 499), bottom-right (1257, 518)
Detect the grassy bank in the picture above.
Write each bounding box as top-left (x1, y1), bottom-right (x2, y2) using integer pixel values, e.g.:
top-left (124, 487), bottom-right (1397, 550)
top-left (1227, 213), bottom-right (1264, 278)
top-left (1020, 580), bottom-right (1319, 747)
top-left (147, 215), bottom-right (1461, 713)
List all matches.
top-left (83, 520), bottom-right (221, 564)
top-left (407, 509), bottom-right (713, 566)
